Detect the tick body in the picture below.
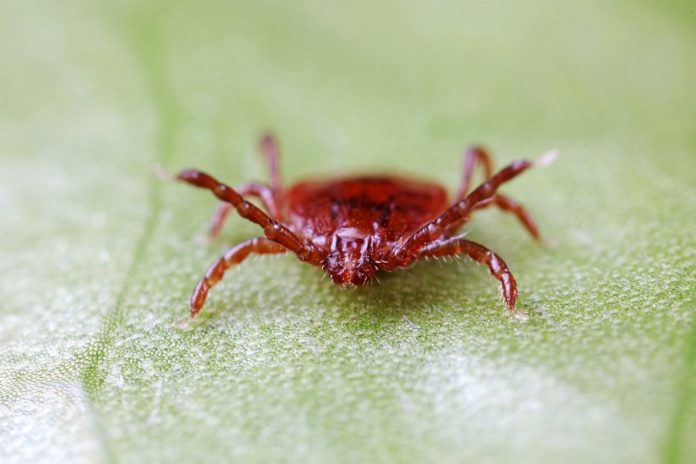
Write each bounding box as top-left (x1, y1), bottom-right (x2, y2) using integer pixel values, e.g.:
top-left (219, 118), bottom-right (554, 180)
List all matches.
top-left (176, 133), bottom-right (553, 318)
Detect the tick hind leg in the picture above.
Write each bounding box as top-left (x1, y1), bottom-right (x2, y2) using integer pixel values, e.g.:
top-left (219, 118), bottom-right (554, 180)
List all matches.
top-left (208, 133), bottom-right (286, 237)
top-left (420, 237), bottom-right (518, 311)
top-left (449, 146), bottom-right (540, 240)
top-left (189, 237), bottom-right (286, 317)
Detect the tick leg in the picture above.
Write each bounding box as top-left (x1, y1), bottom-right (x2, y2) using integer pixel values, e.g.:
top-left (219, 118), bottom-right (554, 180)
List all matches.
top-left (478, 194), bottom-right (540, 240)
top-left (420, 237), bottom-right (518, 311)
top-left (177, 169), bottom-right (322, 263)
top-left (449, 146), bottom-right (539, 240)
top-left (442, 146), bottom-right (491, 237)
top-left (190, 237), bottom-right (286, 317)
top-left (443, 194), bottom-right (540, 240)
top-left (259, 132), bottom-right (286, 220)
top-left (209, 182), bottom-right (280, 238)
top-left (209, 133), bottom-right (286, 237)
top-left (455, 146), bottom-right (493, 201)
top-left (389, 159), bottom-right (535, 266)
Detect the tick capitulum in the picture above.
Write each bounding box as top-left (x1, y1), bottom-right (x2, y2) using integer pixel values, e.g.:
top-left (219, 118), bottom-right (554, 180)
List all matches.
top-left (175, 133), bottom-right (555, 318)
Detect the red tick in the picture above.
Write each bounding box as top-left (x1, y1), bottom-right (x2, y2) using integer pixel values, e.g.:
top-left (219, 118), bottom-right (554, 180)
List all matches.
top-left (175, 133), bottom-right (556, 319)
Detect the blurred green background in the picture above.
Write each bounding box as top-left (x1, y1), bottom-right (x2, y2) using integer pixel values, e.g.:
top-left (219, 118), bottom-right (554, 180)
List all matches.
top-left (1, 0), bottom-right (694, 463)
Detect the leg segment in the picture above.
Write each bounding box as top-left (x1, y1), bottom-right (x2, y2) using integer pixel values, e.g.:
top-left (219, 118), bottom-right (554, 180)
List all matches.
top-left (209, 182), bottom-right (280, 238)
top-left (481, 194), bottom-right (540, 240)
top-left (455, 146), bottom-right (493, 201)
top-left (177, 169), bottom-right (321, 263)
top-left (449, 146), bottom-right (539, 240)
top-left (443, 193), bottom-right (540, 240)
top-left (208, 133), bottom-right (286, 237)
top-left (259, 133), bottom-right (283, 204)
top-left (190, 237), bottom-right (286, 317)
top-left (389, 159), bottom-right (534, 266)
top-left (443, 146), bottom-right (492, 236)
top-left (420, 237), bottom-right (518, 310)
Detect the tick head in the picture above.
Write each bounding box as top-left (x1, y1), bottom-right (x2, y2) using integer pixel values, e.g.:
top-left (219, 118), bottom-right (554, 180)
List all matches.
top-left (323, 232), bottom-right (378, 287)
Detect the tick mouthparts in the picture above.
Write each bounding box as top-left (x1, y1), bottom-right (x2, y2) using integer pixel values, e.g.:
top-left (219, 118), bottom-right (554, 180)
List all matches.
top-left (535, 149), bottom-right (559, 167)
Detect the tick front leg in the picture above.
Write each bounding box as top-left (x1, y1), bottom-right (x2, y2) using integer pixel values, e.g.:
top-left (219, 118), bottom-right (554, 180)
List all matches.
top-left (190, 237), bottom-right (286, 318)
top-left (209, 133), bottom-right (286, 237)
top-left (390, 159), bottom-right (534, 265)
top-left (450, 146), bottom-right (540, 240)
top-left (209, 182), bottom-right (280, 238)
top-left (177, 169), bottom-right (322, 263)
top-left (420, 237), bottom-right (518, 311)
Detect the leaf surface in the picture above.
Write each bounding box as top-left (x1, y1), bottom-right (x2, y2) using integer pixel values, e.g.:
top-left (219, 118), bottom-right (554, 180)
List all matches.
top-left (1, 1), bottom-right (695, 463)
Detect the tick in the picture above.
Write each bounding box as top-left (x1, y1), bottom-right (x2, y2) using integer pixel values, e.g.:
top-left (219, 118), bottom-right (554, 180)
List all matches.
top-left (175, 133), bottom-right (555, 318)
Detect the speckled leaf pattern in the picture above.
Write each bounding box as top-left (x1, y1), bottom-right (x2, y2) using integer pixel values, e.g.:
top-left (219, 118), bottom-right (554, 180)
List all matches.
top-left (1, 1), bottom-right (695, 463)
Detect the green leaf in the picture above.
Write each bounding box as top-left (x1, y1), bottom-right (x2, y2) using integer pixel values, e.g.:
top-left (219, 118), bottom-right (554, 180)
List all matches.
top-left (1, 0), bottom-right (695, 463)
